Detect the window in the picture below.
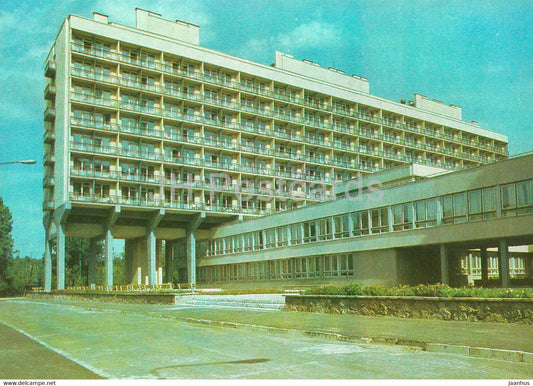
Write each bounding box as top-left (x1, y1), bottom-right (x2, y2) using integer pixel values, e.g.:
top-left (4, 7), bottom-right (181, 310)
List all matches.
top-left (392, 204), bottom-right (413, 230)
top-left (294, 258), bottom-right (307, 278)
top-left (94, 159), bottom-right (110, 174)
top-left (290, 224), bottom-right (303, 244)
top-left (317, 218), bottom-right (332, 241)
top-left (516, 180), bottom-right (533, 214)
top-left (243, 233), bottom-right (254, 251)
top-left (324, 255), bottom-right (338, 277)
top-left (482, 187), bottom-right (496, 219)
top-left (277, 227), bottom-right (288, 246)
top-left (265, 229), bottom-right (276, 248)
top-left (303, 221), bottom-right (317, 243)
top-left (453, 192), bottom-right (467, 223)
top-left (468, 190), bottom-right (482, 221)
top-left (334, 214), bottom-right (351, 238)
top-left (371, 207), bottom-right (388, 233)
top-left (501, 183), bottom-right (517, 216)
top-left (442, 193), bottom-right (469, 224)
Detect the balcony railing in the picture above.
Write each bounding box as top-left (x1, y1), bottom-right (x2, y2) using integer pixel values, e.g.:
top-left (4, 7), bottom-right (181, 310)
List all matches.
top-left (44, 129), bottom-right (55, 143)
top-left (43, 153), bottom-right (55, 165)
top-left (67, 191), bottom-right (272, 215)
top-left (45, 60), bottom-right (56, 78)
top-left (43, 200), bottom-right (54, 211)
top-left (69, 49), bottom-right (507, 164)
top-left (43, 176), bottom-right (55, 187)
top-left (44, 105), bottom-right (55, 121)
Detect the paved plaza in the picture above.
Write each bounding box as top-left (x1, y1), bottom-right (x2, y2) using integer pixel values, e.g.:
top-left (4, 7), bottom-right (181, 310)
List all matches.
top-left (1, 298), bottom-right (532, 379)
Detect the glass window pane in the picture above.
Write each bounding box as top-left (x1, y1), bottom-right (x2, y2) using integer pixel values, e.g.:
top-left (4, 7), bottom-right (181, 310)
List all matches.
top-left (404, 204), bottom-right (413, 222)
top-left (442, 195), bottom-right (453, 218)
top-left (468, 190), bottom-right (482, 214)
top-left (482, 187), bottom-right (496, 212)
top-left (426, 199), bottom-right (437, 220)
top-left (517, 181), bottom-right (532, 207)
top-left (351, 212), bottom-right (360, 235)
top-left (501, 184), bottom-right (517, 209)
top-left (393, 205), bottom-right (403, 224)
top-left (453, 193), bottom-right (466, 216)
top-left (416, 201), bottom-right (426, 221)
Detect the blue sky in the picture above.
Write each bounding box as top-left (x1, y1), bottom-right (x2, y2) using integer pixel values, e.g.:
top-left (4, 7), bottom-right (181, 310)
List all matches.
top-left (0, 0), bottom-right (531, 259)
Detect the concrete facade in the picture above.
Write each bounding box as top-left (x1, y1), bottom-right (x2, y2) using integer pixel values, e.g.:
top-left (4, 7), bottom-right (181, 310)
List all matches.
top-left (195, 154), bottom-right (533, 288)
top-left (43, 9), bottom-right (514, 290)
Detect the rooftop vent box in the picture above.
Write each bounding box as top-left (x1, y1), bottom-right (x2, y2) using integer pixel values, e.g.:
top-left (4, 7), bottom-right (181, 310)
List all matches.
top-left (135, 8), bottom-right (199, 45)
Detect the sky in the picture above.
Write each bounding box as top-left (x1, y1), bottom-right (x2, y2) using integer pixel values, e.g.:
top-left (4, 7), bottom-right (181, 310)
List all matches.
top-left (0, 0), bottom-right (531, 260)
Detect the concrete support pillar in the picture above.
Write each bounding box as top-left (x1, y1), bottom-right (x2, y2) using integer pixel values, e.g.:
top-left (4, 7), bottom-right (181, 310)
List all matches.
top-left (52, 204), bottom-right (70, 291)
top-left (124, 239), bottom-right (133, 285)
top-left (104, 229), bottom-right (113, 287)
top-left (480, 247), bottom-right (489, 284)
top-left (156, 239), bottom-right (163, 284)
top-left (146, 209), bottom-right (164, 286)
top-left (104, 206), bottom-right (120, 287)
top-left (186, 229), bottom-right (196, 285)
top-left (186, 212), bottom-right (205, 285)
top-left (525, 254), bottom-right (533, 279)
top-left (88, 238), bottom-right (98, 286)
top-left (440, 244), bottom-right (449, 285)
top-left (43, 216), bottom-right (52, 292)
top-left (165, 240), bottom-right (174, 283)
top-left (147, 229), bottom-right (157, 285)
top-left (499, 239), bottom-right (510, 288)
top-left (56, 221), bottom-right (65, 290)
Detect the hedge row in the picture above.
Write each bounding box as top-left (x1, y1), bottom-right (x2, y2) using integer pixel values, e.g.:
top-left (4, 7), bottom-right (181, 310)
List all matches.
top-left (303, 283), bottom-right (533, 298)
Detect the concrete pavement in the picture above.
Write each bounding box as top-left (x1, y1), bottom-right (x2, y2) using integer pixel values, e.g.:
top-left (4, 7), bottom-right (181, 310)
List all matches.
top-left (0, 322), bottom-right (104, 379)
top-left (1, 298), bottom-right (532, 379)
top-left (22, 294), bottom-right (533, 355)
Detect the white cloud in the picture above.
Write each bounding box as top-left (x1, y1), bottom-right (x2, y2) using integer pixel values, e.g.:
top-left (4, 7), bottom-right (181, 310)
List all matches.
top-left (239, 20), bottom-right (343, 61)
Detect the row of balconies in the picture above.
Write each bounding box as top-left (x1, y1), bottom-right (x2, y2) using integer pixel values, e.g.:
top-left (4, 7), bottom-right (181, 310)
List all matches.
top-left (68, 50), bottom-right (507, 154)
top-left (63, 192), bottom-right (316, 215)
top-left (71, 87), bottom-right (506, 154)
top-left (69, 112), bottom-right (496, 165)
top-left (68, 169), bottom-right (356, 194)
top-left (68, 123), bottom-right (492, 167)
top-left (69, 143), bottom-right (376, 179)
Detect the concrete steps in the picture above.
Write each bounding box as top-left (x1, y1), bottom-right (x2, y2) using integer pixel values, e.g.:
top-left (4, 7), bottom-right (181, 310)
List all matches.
top-left (174, 294), bottom-right (286, 311)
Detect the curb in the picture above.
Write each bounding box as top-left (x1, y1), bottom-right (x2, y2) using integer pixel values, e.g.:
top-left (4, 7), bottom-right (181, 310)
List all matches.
top-left (182, 316), bottom-right (533, 364)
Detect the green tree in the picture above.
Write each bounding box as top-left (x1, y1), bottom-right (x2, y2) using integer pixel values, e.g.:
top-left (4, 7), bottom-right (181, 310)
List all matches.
top-left (6, 256), bottom-right (43, 296)
top-left (65, 237), bottom-right (103, 287)
top-left (0, 197), bottom-right (14, 296)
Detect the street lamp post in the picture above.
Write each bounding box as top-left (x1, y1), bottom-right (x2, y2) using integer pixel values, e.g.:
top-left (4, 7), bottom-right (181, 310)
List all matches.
top-left (0, 159), bottom-right (37, 165)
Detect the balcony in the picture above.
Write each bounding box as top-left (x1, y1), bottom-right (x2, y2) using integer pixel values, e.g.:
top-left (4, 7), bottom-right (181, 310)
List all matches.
top-left (45, 60), bottom-right (56, 78)
top-left (70, 117), bottom-right (116, 132)
top-left (43, 176), bottom-right (55, 187)
top-left (44, 84), bottom-right (56, 101)
top-left (44, 129), bottom-right (55, 144)
top-left (42, 200), bottom-right (54, 211)
top-left (44, 105), bottom-right (55, 121)
top-left (71, 168), bottom-right (117, 180)
top-left (43, 152), bottom-right (55, 165)
top-left (70, 193), bottom-right (116, 204)
top-left (71, 92), bottom-right (119, 108)
top-left (70, 141), bottom-right (118, 155)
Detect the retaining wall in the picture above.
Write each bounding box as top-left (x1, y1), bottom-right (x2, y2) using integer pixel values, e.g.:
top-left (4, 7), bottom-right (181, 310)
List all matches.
top-left (26, 292), bottom-right (177, 304)
top-left (284, 295), bottom-right (533, 324)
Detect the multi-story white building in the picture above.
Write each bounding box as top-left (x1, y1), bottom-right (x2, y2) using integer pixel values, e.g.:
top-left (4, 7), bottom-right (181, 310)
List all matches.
top-left (43, 9), bottom-right (511, 291)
